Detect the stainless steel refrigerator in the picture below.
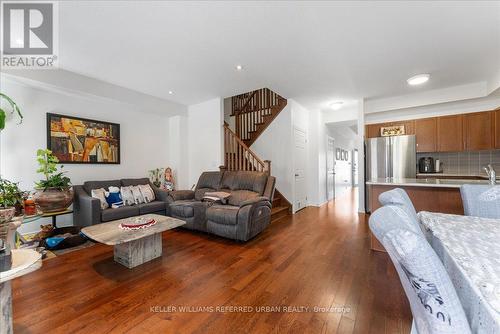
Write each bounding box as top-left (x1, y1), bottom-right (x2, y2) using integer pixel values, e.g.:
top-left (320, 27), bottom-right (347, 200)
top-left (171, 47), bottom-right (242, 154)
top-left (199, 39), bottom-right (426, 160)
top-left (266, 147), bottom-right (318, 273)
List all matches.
top-left (365, 135), bottom-right (416, 211)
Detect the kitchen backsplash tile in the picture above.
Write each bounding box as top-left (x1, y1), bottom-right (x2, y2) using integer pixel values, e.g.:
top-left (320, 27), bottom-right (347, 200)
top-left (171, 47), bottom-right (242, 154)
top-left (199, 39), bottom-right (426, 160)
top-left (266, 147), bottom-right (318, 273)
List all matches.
top-left (417, 150), bottom-right (500, 176)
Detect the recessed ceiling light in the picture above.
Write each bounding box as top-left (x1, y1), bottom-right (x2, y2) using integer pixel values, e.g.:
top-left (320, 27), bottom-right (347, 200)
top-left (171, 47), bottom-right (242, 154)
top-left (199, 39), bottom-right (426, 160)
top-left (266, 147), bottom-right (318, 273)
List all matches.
top-left (330, 101), bottom-right (344, 111)
top-left (407, 74), bottom-right (430, 86)
top-left (235, 65), bottom-right (243, 71)
top-left (168, 91), bottom-right (173, 95)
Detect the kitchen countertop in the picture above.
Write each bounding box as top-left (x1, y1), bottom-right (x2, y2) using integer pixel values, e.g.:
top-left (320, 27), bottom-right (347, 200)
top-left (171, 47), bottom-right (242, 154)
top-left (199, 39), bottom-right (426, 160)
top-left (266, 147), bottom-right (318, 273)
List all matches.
top-left (416, 173), bottom-right (500, 180)
top-left (366, 178), bottom-right (496, 188)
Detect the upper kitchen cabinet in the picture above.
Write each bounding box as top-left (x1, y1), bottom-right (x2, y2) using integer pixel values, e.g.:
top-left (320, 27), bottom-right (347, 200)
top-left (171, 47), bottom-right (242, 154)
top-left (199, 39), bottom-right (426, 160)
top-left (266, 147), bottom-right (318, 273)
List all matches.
top-left (415, 118), bottom-right (437, 152)
top-left (495, 109), bottom-right (500, 149)
top-left (437, 115), bottom-right (463, 152)
top-left (464, 111), bottom-right (494, 151)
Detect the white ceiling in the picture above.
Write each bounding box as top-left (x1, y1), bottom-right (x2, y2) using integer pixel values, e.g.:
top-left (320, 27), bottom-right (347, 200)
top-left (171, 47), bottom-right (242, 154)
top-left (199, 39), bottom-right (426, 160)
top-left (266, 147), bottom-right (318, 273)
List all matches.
top-left (57, 1), bottom-right (500, 111)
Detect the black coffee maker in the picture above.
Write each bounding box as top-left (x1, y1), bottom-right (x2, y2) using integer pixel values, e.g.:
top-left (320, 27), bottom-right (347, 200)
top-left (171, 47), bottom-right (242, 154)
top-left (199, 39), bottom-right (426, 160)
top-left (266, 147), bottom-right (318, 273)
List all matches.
top-left (418, 157), bottom-right (435, 173)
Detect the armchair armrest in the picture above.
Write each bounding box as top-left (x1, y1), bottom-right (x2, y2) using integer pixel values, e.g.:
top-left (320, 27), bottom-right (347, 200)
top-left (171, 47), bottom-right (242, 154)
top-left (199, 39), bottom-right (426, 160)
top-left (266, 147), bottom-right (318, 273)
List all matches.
top-left (151, 184), bottom-right (169, 202)
top-left (239, 196), bottom-right (271, 208)
top-left (167, 190), bottom-right (195, 202)
top-left (73, 185), bottom-right (101, 227)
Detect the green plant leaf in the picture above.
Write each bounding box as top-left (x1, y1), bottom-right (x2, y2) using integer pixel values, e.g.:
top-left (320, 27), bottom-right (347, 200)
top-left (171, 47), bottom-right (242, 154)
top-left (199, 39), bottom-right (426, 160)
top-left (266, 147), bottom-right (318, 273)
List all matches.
top-left (0, 109), bottom-right (5, 130)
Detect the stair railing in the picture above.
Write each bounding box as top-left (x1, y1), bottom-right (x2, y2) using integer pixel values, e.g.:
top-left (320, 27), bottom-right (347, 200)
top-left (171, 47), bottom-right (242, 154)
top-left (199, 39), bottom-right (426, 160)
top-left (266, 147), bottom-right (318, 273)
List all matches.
top-left (231, 88), bottom-right (284, 142)
top-left (222, 124), bottom-right (271, 175)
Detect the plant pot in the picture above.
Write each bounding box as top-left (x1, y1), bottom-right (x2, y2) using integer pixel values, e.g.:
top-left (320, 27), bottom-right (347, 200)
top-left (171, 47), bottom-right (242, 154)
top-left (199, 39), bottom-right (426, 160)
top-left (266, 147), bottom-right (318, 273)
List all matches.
top-left (33, 187), bottom-right (74, 214)
top-left (0, 207), bottom-right (16, 241)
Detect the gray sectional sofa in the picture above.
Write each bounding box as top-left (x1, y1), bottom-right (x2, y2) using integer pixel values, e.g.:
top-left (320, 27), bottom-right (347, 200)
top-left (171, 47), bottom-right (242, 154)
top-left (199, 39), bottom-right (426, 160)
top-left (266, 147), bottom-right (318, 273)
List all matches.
top-left (73, 178), bottom-right (169, 227)
top-left (167, 171), bottom-right (276, 241)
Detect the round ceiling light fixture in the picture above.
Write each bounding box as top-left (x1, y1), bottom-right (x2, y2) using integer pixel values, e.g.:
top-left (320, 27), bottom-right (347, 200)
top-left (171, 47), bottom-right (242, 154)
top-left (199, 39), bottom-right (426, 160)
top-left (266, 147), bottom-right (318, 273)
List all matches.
top-left (168, 91), bottom-right (173, 95)
top-left (330, 101), bottom-right (344, 111)
top-left (407, 73), bottom-right (430, 86)
top-left (235, 65), bottom-right (243, 71)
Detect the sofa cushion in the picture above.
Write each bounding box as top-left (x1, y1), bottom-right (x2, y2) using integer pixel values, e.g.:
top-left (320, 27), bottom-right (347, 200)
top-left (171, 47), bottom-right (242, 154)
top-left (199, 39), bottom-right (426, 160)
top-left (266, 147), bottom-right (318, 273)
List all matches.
top-left (83, 180), bottom-right (121, 195)
top-left (196, 172), bottom-right (223, 190)
top-left (221, 171), bottom-right (268, 195)
top-left (206, 204), bottom-right (239, 225)
top-left (195, 188), bottom-right (217, 201)
top-left (228, 190), bottom-right (259, 206)
top-left (121, 178), bottom-right (151, 187)
top-left (101, 206), bottom-right (140, 222)
top-left (170, 200), bottom-right (198, 218)
top-left (138, 201), bottom-right (166, 215)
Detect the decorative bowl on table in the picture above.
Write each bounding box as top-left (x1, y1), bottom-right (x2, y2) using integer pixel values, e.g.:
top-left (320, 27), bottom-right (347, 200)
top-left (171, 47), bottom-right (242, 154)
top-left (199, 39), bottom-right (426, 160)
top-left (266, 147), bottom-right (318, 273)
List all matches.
top-left (33, 187), bottom-right (73, 213)
top-left (119, 217), bottom-right (157, 230)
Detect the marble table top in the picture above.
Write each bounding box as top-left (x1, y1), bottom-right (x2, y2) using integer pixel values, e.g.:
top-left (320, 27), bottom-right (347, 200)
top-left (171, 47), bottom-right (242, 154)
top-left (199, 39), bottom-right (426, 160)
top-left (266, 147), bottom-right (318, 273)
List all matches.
top-left (81, 214), bottom-right (186, 245)
top-left (0, 249), bottom-right (42, 283)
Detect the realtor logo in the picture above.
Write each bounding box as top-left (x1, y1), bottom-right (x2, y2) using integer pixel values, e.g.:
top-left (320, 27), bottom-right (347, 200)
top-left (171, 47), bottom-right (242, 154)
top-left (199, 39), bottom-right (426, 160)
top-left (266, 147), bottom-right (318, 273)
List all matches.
top-left (1, 1), bottom-right (58, 68)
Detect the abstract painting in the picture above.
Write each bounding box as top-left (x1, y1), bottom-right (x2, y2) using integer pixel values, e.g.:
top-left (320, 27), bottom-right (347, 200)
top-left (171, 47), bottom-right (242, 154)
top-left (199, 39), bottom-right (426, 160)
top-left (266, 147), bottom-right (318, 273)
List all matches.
top-left (47, 113), bottom-right (120, 164)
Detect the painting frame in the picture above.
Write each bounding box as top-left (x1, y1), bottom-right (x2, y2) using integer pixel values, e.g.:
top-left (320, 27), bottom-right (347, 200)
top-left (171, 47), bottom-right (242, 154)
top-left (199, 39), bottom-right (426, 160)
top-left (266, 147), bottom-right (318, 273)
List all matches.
top-left (46, 113), bottom-right (121, 164)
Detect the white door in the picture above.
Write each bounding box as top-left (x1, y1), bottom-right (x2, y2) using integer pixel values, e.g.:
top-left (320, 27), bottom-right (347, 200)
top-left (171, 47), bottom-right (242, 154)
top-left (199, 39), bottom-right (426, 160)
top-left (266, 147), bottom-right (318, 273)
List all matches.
top-left (294, 128), bottom-right (307, 212)
top-left (326, 136), bottom-right (335, 200)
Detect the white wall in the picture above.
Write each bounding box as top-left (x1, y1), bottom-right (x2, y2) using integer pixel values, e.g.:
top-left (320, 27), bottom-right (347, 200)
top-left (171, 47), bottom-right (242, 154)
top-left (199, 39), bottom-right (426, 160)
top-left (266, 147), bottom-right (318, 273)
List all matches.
top-left (0, 77), bottom-right (173, 233)
top-left (168, 115), bottom-right (189, 190)
top-left (251, 103), bottom-right (294, 204)
top-left (187, 98), bottom-right (223, 188)
top-left (307, 109), bottom-right (328, 207)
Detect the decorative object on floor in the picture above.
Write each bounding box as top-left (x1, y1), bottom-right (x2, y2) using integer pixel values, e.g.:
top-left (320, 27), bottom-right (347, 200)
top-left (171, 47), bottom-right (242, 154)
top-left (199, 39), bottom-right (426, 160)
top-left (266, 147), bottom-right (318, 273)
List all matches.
top-left (0, 179), bottom-right (22, 242)
top-left (47, 113), bottom-right (120, 164)
top-left (163, 167), bottom-right (175, 191)
top-left (81, 214), bottom-right (185, 268)
top-left (380, 124), bottom-right (405, 137)
top-left (119, 216), bottom-right (157, 230)
top-left (0, 93), bottom-right (23, 130)
top-left (33, 149), bottom-right (73, 213)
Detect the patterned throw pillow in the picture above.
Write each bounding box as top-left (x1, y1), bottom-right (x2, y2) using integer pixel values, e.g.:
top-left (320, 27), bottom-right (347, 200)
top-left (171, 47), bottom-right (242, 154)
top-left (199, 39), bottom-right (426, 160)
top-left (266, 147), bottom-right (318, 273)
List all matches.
top-left (91, 188), bottom-right (109, 210)
top-left (120, 186), bottom-right (135, 206)
top-left (138, 184), bottom-right (155, 203)
top-left (131, 185), bottom-right (145, 204)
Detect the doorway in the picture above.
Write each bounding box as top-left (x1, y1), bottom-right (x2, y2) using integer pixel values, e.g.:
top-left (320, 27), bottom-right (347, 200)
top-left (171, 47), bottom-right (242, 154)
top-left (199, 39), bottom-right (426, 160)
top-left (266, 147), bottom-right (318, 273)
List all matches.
top-left (352, 149), bottom-right (358, 187)
top-left (294, 127), bottom-right (307, 212)
top-left (326, 136), bottom-right (335, 200)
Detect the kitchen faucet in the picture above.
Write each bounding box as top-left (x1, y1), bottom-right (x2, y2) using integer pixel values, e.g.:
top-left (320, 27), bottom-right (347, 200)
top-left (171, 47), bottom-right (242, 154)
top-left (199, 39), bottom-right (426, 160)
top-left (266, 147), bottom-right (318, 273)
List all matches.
top-left (484, 164), bottom-right (496, 185)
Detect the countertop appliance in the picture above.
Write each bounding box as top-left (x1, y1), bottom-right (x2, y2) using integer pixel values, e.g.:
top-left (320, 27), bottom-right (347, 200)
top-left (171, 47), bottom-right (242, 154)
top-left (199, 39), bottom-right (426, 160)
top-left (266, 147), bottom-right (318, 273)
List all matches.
top-left (419, 157), bottom-right (435, 173)
top-left (365, 135), bottom-right (416, 212)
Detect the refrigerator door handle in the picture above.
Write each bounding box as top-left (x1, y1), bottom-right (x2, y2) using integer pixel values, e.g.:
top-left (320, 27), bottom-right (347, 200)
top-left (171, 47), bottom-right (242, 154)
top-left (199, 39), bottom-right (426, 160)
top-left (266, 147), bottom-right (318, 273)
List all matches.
top-left (386, 138), bottom-right (391, 178)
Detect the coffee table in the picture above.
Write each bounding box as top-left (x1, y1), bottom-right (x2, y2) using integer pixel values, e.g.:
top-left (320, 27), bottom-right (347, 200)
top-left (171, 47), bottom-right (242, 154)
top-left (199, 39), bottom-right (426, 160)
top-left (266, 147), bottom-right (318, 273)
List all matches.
top-left (81, 214), bottom-right (185, 268)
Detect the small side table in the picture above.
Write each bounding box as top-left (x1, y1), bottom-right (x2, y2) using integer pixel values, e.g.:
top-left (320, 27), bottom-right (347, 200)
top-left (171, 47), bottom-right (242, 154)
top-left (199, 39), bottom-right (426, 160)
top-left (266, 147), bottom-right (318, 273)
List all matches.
top-left (41, 209), bottom-right (73, 228)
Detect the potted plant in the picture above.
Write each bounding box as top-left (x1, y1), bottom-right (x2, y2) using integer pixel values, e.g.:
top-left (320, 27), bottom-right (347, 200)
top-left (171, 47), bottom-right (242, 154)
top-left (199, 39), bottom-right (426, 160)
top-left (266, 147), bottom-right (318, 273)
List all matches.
top-left (0, 178), bottom-right (22, 241)
top-left (33, 149), bottom-right (73, 213)
top-left (0, 92), bottom-right (23, 130)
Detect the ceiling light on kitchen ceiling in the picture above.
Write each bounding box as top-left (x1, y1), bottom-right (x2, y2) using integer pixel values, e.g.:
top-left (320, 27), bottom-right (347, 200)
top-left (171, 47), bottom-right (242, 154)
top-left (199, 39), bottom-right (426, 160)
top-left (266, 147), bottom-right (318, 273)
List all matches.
top-left (407, 74), bottom-right (430, 86)
top-left (168, 91), bottom-right (173, 95)
top-left (235, 65), bottom-right (243, 71)
top-left (330, 101), bottom-right (344, 110)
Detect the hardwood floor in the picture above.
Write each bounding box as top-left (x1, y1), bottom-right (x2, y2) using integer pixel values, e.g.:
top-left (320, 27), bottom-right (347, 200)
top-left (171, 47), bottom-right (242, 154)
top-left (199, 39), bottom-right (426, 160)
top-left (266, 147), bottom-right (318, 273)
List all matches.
top-left (12, 190), bottom-right (411, 333)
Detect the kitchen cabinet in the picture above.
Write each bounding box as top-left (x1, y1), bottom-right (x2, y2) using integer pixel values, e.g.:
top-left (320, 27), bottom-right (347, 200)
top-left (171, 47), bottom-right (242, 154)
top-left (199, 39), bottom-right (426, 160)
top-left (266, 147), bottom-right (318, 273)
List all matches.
top-left (464, 111), bottom-right (494, 151)
top-left (437, 115), bottom-right (463, 152)
top-left (495, 110), bottom-right (500, 149)
top-left (415, 118), bottom-right (437, 152)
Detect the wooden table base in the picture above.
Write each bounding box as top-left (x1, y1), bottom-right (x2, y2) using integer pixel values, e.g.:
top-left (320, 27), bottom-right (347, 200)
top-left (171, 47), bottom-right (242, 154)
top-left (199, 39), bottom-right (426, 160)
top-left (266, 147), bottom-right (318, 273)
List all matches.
top-left (0, 281), bottom-right (13, 334)
top-left (113, 233), bottom-right (162, 269)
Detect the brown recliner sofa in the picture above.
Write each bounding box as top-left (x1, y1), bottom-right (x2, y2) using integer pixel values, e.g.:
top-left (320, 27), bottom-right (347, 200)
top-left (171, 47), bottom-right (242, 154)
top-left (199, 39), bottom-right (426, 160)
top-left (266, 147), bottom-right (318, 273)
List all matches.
top-left (166, 171), bottom-right (276, 241)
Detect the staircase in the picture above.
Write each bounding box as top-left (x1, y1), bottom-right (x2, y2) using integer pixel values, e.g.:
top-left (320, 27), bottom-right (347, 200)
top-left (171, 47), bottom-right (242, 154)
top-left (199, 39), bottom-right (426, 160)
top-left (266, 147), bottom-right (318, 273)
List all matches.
top-left (231, 88), bottom-right (287, 147)
top-left (223, 88), bottom-right (291, 222)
